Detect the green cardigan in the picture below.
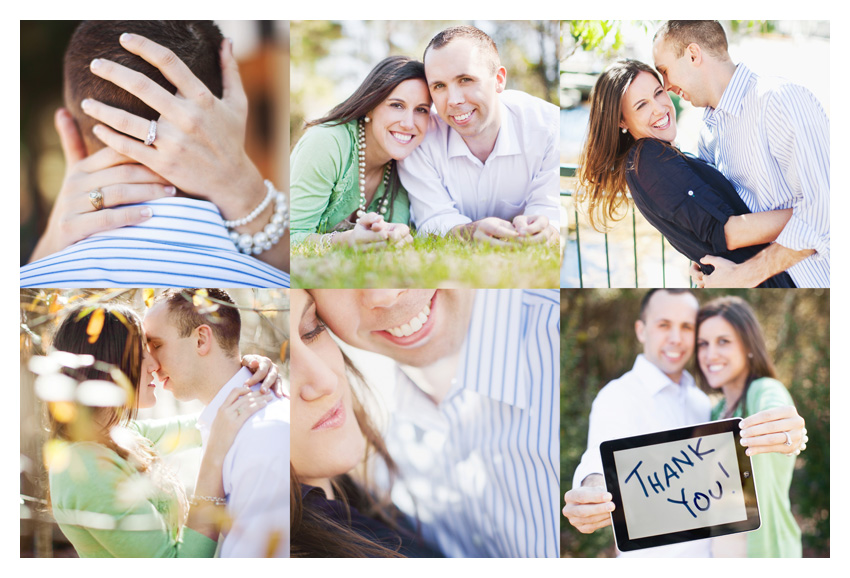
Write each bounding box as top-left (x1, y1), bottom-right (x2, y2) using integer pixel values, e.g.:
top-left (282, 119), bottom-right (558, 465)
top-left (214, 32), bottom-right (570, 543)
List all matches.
top-left (289, 120), bottom-right (410, 245)
top-left (48, 415), bottom-right (217, 558)
top-left (711, 377), bottom-right (803, 557)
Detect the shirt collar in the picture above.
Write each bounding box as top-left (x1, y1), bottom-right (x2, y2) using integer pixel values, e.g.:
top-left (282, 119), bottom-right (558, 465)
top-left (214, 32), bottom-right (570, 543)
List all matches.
top-left (197, 366), bottom-right (254, 434)
top-left (631, 353), bottom-right (696, 397)
top-left (703, 63), bottom-right (754, 124)
top-left (446, 99), bottom-right (520, 162)
top-left (396, 289), bottom-right (529, 412)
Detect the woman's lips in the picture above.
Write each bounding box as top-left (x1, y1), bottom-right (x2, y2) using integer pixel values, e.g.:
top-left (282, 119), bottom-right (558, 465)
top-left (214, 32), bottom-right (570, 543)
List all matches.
top-left (312, 399), bottom-right (346, 430)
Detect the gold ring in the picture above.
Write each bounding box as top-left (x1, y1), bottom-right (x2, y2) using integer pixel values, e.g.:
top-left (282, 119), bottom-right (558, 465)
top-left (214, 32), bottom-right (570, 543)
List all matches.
top-left (89, 189), bottom-right (104, 211)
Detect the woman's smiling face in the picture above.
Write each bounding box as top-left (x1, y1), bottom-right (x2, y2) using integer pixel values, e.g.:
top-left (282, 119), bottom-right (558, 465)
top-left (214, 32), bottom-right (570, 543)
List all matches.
top-left (697, 315), bottom-right (750, 396)
top-left (365, 78), bottom-right (431, 162)
top-left (620, 71), bottom-right (678, 142)
top-left (290, 290), bottom-right (366, 497)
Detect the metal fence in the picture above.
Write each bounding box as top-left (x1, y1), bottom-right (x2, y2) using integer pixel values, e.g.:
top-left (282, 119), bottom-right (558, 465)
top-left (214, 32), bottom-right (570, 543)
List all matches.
top-left (561, 164), bottom-right (690, 288)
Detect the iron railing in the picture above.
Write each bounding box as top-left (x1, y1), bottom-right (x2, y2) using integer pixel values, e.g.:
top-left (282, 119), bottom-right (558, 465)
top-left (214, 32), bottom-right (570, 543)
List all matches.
top-left (561, 164), bottom-right (688, 288)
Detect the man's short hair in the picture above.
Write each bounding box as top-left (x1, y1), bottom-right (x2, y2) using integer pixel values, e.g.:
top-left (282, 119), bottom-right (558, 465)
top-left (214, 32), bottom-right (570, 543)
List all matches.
top-left (654, 21), bottom-right (729, 60)
top-left (424, 25), bottom-right (500, 74)
top-left (638, 289), bottom-right (696, 322)
top-left (64, 21), bottom-right (224, 151)
top-left (153, 288), bottom-right (241, 356)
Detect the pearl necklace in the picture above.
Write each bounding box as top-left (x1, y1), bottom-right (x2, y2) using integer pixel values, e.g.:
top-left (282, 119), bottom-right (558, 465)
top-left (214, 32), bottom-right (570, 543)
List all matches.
top-left (357, 118), bottom-right (391, 219)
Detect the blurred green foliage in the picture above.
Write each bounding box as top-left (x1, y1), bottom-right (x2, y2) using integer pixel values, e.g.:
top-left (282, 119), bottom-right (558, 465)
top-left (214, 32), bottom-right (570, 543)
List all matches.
top-left (560, 289), bottom-right (829, 557)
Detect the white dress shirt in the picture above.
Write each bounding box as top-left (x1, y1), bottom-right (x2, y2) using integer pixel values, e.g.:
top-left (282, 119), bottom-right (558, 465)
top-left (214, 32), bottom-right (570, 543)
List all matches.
top-left (378, 289), bottom-right (560, 558)
top-left (399, 90), bottom-right (560, 234)
top-left (197, 367), bottom-right (290, 558)
top-left (698, 63), bottom-right (829, 287)
top-left (20, 197), bottom-right (290, 288)
top-left (573, 354), bottom-right (712, 558)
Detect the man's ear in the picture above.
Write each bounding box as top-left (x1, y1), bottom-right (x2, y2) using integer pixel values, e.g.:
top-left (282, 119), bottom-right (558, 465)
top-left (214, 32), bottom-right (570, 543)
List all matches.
top-left (195, 325), bottom-right (214, 356)
top-left (635, 319), bottom-right (646, 344)
top-left (494, 66), bottom-right (507, 93)
top-left (687, 43), bottom-right (703, 66)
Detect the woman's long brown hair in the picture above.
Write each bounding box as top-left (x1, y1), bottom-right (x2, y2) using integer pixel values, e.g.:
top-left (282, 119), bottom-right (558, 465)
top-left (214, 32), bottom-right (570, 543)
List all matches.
top-left (577, 59), bottom-right (665, 232)
top-left (695, 296), bottom-right (778, 418)
top-left (289, 354), bottom-right (416, 557)
top-left (303, 56), bottom-right (427, 225)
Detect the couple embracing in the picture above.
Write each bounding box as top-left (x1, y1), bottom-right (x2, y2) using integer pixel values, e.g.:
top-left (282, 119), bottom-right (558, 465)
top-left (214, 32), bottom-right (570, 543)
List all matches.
top-left (579, 20), bottom-right (829, 288)
top-left (290, 25), bottom-right (560, 248)
top-left (44, 289), bottom-right (289, 557)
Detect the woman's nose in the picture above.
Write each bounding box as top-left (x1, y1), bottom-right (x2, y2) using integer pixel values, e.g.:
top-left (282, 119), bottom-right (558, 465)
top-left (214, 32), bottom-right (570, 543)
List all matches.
top-left (292, 350), bottom-right (338, 401)
top-left (399, 109), bottom-right (414, 129)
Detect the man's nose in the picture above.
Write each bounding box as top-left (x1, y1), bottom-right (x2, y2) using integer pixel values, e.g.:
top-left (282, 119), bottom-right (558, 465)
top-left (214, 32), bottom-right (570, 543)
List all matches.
top-left (447, 83), bottom-right (465, 106)
top-left (668, 326), bottom-right (683, 343)
top-left (361, 289), bottom-right (406, 309)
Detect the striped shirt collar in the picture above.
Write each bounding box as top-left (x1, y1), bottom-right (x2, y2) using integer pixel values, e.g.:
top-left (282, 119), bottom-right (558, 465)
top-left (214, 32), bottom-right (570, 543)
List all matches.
top-left (704, 63), bottom-right (755, 124)
top-left (396, 289), bottom-right (532, 417)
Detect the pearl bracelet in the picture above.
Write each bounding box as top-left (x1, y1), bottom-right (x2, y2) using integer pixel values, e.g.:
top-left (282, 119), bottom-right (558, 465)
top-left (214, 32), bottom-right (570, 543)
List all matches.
top-left (190, 495), bottom-right (227, 507)
top-left (226, 180), bottom-right (289, 256)
top-left (222, 180), bottom-right (275, 228)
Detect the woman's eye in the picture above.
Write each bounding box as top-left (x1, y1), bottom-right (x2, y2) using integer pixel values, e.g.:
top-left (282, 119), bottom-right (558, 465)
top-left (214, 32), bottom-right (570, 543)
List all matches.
top-left (301, 321), bottom-right (327, 344)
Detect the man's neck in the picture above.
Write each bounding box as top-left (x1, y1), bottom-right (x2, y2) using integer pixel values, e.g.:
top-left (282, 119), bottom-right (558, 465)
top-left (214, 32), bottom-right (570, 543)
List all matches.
top-left (707, 60), bottom-right (739, 109)
top-left (401, 351), bottom-right (461, 406)
top-left (195, 357), bottom-right (243, 406)
top-left (461, 107), bottom-right (502, 163)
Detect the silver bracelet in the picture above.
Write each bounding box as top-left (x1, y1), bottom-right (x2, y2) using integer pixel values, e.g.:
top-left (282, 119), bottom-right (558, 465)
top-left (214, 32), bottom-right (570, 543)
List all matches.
top-left (227, 180), bottom-right (289, 256)
top-left (190, 495), bottom-right (227, 507)
top-left (222, 179), bottom-right (275, 228)
top-left (320, 231), bottom-right (338, 249)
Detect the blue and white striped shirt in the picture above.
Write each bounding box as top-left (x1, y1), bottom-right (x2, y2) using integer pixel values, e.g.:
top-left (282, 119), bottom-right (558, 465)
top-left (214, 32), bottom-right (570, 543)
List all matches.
top-left (20, 197), bottom-right (289, 288)
top-left (698, 63), bottom-right (829, 287)
top-left (382, 289), bottom-right (559, 558)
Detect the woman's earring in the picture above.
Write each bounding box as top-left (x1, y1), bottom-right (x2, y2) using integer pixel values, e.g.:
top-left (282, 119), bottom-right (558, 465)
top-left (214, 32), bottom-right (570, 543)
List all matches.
top-left (364, 116), bottom-right (371, 123)
top-left (748, 352), bottom-right (754, 359)
top-left (621, 127), bottom-right (628, 134)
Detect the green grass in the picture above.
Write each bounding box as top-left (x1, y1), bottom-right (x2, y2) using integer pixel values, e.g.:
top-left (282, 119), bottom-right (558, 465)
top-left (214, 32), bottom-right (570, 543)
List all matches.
top-left (291, 234), bottom-right (560, 288)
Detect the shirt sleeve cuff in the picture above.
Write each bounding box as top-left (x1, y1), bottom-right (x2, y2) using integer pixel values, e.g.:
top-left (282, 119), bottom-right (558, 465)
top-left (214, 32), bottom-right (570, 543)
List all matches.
top-left (775, 214), bottom-right (829, 261)
top-left (416, 213), bottom-right (472, 236)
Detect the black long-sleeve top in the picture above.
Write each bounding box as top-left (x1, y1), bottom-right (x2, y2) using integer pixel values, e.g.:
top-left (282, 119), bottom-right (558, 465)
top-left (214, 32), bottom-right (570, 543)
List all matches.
top-left (625, 138), bottom-right (795, 287)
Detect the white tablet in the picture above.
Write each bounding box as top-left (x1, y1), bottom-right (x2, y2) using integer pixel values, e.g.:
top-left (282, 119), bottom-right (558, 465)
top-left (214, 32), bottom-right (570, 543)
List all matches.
top-left (600, 418), bottom-right (760, 552)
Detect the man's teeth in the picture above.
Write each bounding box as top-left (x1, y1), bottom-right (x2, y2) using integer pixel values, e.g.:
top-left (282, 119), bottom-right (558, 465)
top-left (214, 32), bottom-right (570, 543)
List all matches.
top-left (392, 132), bottom-right (413, 143)
top-left (387, 304), bottom-right (431, 337)
top-left (664, 351), bottom-right (682, 359)
top-left (453, 111), bottom-right (472, 122)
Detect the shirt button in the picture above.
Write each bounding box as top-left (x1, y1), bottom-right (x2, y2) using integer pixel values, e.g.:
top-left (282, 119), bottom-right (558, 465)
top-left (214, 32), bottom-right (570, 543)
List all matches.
top-left (688, 190), bottom-right (694, 196)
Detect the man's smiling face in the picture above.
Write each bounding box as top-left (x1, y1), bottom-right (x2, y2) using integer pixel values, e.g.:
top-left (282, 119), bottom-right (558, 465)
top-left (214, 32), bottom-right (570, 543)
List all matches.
top-left (424, 37), bottom-right (505, 143)
top-left (310, 289), bottom-right (475, 368)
